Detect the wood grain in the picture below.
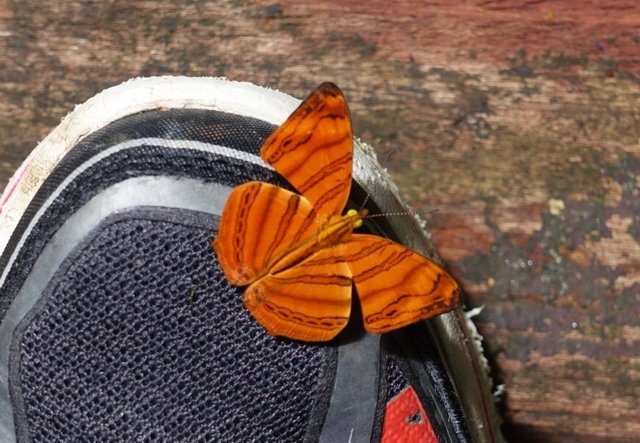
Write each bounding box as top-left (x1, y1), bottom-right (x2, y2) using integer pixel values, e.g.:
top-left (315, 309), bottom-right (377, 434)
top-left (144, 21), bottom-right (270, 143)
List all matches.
top-left (1, 1), bottom-right (638, 441)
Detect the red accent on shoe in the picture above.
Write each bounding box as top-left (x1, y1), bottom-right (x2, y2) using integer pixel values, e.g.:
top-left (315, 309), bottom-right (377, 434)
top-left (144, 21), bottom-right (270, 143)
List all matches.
top-left (382, 386), bottom-right (438, 443)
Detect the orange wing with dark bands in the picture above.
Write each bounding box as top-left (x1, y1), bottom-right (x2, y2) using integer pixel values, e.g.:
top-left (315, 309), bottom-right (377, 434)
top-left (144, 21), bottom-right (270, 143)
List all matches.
top-left (344, 234), bottom-right (461, 333)
top-left (214, 82), bottom-right (461, 342)
top-left (243, 245), bottom-right (352, 342)
top-left (260, 82), bottom-right (353, 220)
top-left (213, 181), bottom-right (320, 286)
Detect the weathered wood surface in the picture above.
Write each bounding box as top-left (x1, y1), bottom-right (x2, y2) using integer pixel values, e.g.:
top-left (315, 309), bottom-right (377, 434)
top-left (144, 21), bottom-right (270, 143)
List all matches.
top-left (1, 1), bottom-right (638, 441)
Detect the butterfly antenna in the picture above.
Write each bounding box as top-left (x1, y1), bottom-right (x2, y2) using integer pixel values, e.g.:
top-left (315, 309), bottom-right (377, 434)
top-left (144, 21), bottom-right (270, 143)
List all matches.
top-left (358, 191), bottom-right (370, 212)
top-left (363, 208), bottom-right (440, 219)
top-left (381, 148), bottom-right (397, 166)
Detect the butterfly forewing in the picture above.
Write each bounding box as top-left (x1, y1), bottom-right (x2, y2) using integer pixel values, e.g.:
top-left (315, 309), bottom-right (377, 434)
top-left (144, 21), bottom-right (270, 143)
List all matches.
top-left (260, 82), bottom-right (353, 220)
top-left (243, 245), bottom-right (352, 341)
top-left (344, 234), bottom-right (461, 333)
top-left (213, 181), bottom-right (320, 285)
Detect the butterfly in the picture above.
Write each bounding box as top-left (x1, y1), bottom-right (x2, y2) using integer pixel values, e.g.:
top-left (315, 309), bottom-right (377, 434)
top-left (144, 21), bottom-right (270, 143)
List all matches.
top-left (213, 82), bottom-right (460, 342)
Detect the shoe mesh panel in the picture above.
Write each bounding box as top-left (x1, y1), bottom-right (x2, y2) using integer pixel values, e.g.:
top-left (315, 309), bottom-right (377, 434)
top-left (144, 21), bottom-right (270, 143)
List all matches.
top-left (386, 354), bottom-right (410, 401)
top-left (16, 211), bottom-right (325, 441)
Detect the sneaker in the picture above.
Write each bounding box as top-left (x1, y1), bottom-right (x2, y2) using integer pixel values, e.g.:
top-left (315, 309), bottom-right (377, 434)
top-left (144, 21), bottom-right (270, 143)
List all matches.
top-left (0, 77), bottom-right (503, 442)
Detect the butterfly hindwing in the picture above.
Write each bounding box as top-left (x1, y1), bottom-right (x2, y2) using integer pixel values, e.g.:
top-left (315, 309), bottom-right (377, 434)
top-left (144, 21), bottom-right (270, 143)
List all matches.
top-left (213, 181), bottom-right (320, 286)
top-left (243, 245), bottom-right (352, 342)
top-left (343, 234), bottom-right (461, 333)
top-left (260, 82), bottom-right (353, 220)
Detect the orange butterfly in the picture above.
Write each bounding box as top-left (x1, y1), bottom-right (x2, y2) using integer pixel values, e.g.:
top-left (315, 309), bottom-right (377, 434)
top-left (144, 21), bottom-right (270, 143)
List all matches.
top-left (213, 82), bottom-right (460, 342)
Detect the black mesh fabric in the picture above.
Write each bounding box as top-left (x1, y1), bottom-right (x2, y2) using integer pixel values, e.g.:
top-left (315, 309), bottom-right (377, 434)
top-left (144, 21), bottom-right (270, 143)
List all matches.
top-left (385, 353), bottom-right (411, 401)
top-left (12, 209), bottom-right (327, 441)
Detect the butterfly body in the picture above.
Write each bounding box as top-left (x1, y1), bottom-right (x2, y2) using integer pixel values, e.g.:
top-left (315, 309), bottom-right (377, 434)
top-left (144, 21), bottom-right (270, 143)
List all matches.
top-left (213, 83), bottom-right (460, 342)
top-left (267, 208), bottom-right (365, 276)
